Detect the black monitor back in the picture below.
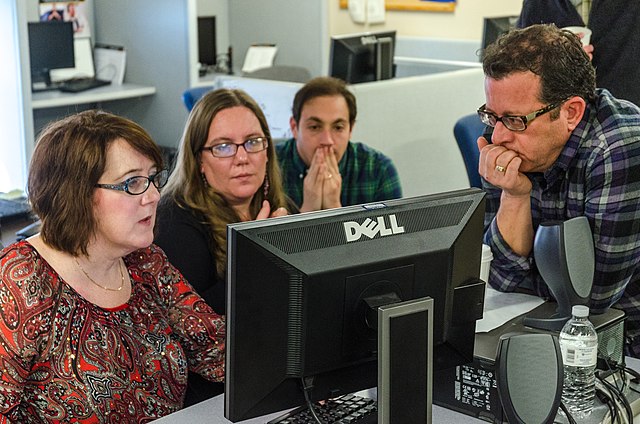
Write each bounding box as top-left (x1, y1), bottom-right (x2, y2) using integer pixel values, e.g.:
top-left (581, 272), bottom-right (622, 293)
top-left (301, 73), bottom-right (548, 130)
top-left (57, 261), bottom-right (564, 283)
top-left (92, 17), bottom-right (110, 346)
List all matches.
top-left (225, 189), bottom-right (486, 422)
top-left (482, 16), bottom-right (519, 51)
top-left (330, 30), bottom-right (396, 84)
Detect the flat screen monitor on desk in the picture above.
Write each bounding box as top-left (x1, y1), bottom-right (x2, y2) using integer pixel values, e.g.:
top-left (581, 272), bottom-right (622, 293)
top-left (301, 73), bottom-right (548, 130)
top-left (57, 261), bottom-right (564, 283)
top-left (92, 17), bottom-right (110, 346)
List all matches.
top-left (50, 37), bottom-right (98, 83)
top-left (198, 16), bottom-right (217, 68)
top-left (481, 16), bottom-right (518, 51)
top-left (28, 21), bottom-right (75, 88)
top-left (225, 188), bottom-right (486, 422)
top-left (330, 30), bottom-right (396, 84)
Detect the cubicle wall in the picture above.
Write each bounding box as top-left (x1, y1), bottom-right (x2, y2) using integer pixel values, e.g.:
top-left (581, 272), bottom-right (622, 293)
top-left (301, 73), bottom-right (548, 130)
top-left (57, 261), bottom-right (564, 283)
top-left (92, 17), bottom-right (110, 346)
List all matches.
top-left (394, 36), bottom-right (482, 78)
top-left (350, 68), bottom-right (486, 197)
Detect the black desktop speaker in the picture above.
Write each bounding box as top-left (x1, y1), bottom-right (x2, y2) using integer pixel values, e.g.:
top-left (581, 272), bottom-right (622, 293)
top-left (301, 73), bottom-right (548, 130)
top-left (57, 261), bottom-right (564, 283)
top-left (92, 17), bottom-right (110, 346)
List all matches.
top-left (524, 216), bottom-right (594, 331)
top-left (496, 333), bottom-right (563, 424)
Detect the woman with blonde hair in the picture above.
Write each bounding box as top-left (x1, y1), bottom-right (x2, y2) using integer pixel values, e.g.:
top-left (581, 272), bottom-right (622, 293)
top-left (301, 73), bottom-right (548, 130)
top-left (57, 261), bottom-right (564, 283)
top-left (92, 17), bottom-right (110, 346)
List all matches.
top-left (155, 88), bottom-right (295, 405)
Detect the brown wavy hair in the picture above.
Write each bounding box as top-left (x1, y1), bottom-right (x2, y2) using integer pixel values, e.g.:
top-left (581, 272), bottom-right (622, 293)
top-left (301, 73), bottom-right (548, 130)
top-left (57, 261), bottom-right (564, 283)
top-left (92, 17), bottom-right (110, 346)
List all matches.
top-left (161, 88), bottom-right (290, 277)
top-left (28, 110), bottom-right (163, 256)
top-left (481, 24), bottom-right (596, 107)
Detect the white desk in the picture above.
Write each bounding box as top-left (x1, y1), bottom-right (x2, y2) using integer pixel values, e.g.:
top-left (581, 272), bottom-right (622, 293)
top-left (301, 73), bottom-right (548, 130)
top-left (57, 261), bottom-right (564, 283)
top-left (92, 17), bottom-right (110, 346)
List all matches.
top-left (153, 360), bottom-right (640, 424)
top-left (153, 290), bottom-right (640, 424)
top-left (153, 390), bottom-right (479, 424)
top-left (31, 83), bottom-right (156, 109)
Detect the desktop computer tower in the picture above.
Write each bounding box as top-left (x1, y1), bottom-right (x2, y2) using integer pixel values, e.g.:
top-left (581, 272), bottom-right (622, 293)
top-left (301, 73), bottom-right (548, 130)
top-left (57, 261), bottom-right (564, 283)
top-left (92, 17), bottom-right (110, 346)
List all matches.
top-left (433, 302), bottom-right (626, 423)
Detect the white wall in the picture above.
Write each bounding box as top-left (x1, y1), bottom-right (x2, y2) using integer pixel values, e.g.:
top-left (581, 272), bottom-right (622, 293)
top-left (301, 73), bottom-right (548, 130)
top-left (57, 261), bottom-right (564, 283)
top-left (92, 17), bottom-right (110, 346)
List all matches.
top-left (328, 0), bottom-right (522, 40)
top-left (228, 0), bottom-right (329, 77)
top-left (0, 1), bottom-right (30, 193)
top-left (94, 0), bottom-right (193, 149)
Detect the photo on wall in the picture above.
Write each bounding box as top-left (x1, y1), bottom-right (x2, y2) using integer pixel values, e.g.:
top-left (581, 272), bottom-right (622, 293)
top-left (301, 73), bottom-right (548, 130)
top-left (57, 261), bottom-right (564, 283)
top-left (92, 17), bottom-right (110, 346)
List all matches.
top-left (39, 1), bottom-right (90, 38)
top-left (340, 0), bottom-right (456, 12)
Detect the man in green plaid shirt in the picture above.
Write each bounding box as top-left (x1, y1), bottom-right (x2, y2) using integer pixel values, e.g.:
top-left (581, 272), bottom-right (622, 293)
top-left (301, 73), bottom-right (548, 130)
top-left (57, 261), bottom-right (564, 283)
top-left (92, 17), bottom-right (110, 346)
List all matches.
top-left (276, 77), bottom-right (402, 212)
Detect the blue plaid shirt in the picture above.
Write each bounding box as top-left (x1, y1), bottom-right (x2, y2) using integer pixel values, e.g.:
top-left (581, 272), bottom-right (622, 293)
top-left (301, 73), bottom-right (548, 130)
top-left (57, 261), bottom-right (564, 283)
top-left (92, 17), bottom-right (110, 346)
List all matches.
top-left (276, 139), bottom-right (402, 208)
top-left (483, 89), bottom-right (640, 355)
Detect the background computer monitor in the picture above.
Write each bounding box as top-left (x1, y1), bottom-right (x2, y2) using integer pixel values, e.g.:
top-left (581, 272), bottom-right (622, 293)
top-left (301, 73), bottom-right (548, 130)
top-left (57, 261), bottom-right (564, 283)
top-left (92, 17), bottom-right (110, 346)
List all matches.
top-left (198, 16), bottom-right (217, 67)
top-left (481, 16), bottom-right (519, 51)
top-left (28, 21), bottom-right (75, 86)
top-left (225, 188), bottom-right (486, 422)
top-left (50, 37), bottom-right (96, 82)
top-left (329, 30), bottom-right (396, 84)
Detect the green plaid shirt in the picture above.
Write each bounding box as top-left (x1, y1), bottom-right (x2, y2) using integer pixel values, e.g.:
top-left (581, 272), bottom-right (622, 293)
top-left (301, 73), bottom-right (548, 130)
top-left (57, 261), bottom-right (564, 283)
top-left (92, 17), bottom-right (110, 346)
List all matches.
top-left (276, 138), bottom-right (402, 208)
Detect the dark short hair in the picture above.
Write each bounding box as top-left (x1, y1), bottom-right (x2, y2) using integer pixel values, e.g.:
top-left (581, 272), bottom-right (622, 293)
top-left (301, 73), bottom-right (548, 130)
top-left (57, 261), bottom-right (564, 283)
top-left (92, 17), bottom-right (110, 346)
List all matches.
top-left (291, 76), bottom-right (357, 127)
top-left (28, 110), bottom-right (163, 256)
top-left (481, 24), bottom-right (596, 104)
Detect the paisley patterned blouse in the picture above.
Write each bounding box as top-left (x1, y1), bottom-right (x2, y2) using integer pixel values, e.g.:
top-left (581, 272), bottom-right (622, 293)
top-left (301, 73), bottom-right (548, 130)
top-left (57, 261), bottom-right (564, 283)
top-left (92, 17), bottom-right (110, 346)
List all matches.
top-left (0, 241), bottom-right (225, 423)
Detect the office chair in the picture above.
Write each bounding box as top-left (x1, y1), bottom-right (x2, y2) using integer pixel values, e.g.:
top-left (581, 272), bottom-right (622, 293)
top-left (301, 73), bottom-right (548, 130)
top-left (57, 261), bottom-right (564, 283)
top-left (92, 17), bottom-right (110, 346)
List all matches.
top-left (242, 65), bottom-right (311, 83)
top-left (182, 86), bottom-right (214, 112)
top-left (495, 333), bottom-right (564, 424)
top-left (453, 113), bottom-right (486, 188)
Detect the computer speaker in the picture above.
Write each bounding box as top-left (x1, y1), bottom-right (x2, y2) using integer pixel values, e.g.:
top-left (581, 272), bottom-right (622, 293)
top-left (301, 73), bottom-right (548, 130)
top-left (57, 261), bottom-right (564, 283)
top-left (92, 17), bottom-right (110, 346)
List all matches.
top-left (524, 216), bottom-right (594, 331)
top-left (496, 333), bottom-right (563, 424)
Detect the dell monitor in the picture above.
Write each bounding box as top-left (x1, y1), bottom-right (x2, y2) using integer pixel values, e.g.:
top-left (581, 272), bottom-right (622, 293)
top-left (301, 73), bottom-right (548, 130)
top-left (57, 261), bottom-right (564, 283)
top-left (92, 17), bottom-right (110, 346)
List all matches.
top-left (28, 21), bottom-right (75, 88)
top-left (198, 16), bottom-right (217, 68)
top-left (330, 30), bottom-right (396, 84)
top-left (481, 16), bottom-right (519, 51)
top-left (225, 188), bottom-right (486, 422)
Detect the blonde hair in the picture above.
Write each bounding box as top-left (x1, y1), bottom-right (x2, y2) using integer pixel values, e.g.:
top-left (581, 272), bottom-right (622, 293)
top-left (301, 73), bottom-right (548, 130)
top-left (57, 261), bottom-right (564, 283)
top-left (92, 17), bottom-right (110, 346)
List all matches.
top-left (161, 88), bottom-right (289, 276)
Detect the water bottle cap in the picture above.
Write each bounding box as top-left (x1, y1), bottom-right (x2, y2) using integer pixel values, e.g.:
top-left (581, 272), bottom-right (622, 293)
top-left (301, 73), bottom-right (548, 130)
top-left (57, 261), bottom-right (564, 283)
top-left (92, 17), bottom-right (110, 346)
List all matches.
top-left (572, 305), bottom-right (589, 317)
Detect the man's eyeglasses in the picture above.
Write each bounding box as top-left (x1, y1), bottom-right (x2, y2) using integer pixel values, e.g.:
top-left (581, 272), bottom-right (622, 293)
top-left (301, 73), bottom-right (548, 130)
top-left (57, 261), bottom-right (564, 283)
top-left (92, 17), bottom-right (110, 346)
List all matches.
top-left (477, 100), bottom-right (567, 132)
top-left (201, 137), bottom-right (268, 158)
top-left (95, 169), bottom-right (169, 195)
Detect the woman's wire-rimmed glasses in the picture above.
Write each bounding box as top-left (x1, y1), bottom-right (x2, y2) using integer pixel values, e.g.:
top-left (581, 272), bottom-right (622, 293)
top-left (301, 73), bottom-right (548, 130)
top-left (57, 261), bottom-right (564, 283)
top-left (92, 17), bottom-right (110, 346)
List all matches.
top-left (95, 169), bottom-right (169, 195)
top-left (201, 137), bottom-right (269, 158)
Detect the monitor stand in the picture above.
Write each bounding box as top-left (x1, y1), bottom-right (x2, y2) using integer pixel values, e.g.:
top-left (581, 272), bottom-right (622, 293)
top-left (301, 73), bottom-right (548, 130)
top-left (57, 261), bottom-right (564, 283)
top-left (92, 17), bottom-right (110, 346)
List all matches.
top-left (32, 70), bottom-right (64, 93)
top-left (378, 297), bottom-right (433, 424)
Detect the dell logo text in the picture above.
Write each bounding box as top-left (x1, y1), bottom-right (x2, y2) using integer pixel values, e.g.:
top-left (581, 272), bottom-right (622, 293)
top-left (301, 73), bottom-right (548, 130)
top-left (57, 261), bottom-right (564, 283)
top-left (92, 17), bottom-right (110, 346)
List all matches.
top-left (343, 214), bottom-right (405, 242)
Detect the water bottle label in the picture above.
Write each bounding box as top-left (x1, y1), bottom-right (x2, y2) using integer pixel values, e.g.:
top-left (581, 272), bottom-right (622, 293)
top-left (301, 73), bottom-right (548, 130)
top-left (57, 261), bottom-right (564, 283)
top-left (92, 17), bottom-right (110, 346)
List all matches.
top-left (561, 344), bottom-right (598, 367)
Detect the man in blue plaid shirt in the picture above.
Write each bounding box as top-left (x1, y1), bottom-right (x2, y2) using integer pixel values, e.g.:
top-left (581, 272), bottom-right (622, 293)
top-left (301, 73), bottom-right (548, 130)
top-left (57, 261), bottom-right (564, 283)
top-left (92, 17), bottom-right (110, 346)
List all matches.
top-left (276, 77), bottom-right (402, 212)
top-left (477, 24), bottom-right (640, 356)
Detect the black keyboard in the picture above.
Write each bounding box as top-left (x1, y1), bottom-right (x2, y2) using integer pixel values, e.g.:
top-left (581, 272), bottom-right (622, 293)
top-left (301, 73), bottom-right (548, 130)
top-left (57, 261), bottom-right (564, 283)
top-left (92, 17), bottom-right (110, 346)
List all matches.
top-left (268, 395), bottom-right (377, 424)
top-left (59, 78), bottom-right (111, 93)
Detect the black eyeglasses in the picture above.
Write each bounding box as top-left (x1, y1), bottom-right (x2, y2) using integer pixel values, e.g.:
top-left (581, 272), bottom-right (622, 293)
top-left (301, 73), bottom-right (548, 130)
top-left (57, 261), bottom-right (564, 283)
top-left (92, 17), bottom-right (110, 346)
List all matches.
top-left (477, 100), bottom-right (567, 132)
top-left (95, 169), bottom-right (169, 195)
top-left (201, 137), bottom-right (268, 158)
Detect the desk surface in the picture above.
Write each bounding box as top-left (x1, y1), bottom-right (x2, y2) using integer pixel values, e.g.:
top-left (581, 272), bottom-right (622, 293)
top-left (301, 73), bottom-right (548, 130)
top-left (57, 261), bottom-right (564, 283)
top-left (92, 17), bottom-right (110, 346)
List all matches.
top-left (31, 83), bottom-right (156, 109)
top-left (154, 389), bottom-right (477, 424)
top-left (152, 358), bottom-right (640, 424)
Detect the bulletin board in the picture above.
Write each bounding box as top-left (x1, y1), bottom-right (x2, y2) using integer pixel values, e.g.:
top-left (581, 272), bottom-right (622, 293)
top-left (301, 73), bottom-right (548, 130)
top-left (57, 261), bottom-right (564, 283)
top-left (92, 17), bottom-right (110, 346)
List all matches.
top-left (339, 0), bottom-right (456, 12)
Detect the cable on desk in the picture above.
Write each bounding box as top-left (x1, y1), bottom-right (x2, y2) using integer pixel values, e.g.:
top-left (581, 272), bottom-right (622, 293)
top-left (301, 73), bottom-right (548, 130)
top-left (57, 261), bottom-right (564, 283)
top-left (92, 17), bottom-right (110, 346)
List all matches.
top-left (598, 375), bottom-right (633, 424)
top-left (301, 377), bottom-right (323, 424)
top-left (596, 382), bottom-right (620, 423)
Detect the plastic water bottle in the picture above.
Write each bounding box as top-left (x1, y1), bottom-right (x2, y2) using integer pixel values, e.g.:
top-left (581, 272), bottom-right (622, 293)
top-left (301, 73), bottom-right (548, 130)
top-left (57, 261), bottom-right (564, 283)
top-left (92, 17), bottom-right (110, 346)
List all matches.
top-left (559, 305), bottom-right (598, 419)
